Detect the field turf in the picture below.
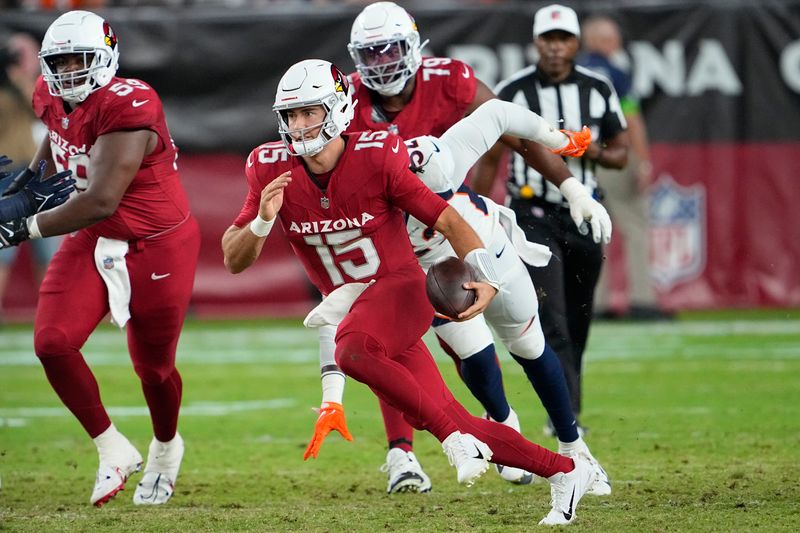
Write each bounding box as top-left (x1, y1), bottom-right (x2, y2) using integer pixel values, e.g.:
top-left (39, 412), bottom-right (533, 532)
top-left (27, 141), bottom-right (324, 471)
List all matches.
top-left (1, 311), bottom-right (799, 531)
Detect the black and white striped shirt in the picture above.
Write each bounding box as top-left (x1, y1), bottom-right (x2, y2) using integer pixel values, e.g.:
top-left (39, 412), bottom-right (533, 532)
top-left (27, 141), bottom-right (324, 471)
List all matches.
top-left (495, 64), bottom-right (626, 206)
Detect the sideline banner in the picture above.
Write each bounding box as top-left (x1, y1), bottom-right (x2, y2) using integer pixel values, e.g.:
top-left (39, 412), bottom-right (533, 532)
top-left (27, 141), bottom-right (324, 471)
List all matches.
top-left (2, 1), bottom-right (799, 314)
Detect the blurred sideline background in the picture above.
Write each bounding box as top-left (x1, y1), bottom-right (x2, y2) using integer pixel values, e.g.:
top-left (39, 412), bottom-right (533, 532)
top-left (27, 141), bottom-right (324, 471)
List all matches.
top-left (1, 0), bottom-right (799, 321)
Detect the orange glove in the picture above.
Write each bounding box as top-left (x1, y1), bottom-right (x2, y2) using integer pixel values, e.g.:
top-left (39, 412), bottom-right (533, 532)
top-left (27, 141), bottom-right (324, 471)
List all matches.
top-left (303, 401), bottom-right (353, 460)
top-left (551, 126), bottom-right (592, 158)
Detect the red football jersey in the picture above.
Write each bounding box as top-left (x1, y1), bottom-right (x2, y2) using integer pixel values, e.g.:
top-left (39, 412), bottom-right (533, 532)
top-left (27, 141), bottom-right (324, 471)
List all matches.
top-left (33, 76), bottom-right (190, 240)
top-left (233, 132), bottom-right (448, 296)
top-left (347, 57), bottom-right (477, 139)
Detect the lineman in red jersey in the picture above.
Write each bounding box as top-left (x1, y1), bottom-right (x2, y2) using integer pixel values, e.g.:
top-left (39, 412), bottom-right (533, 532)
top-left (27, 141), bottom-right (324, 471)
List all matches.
top-left (344, 1), bottom-right (613, 493)
top-left (222, 59), bottom-right (597, 526)
top-left (0, 11), bottom-right (199, 507)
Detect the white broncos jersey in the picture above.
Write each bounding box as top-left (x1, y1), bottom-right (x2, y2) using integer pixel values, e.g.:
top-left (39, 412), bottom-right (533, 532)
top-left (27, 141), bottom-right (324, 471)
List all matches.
top-left (406, 172), bottom-right (499, 270)
top-left (402, 99), bottom-right (569, 270)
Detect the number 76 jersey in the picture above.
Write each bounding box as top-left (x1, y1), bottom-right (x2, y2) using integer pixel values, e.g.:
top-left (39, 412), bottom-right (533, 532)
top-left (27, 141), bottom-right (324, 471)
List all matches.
top-left (233, 131), bottom-right (448, 296)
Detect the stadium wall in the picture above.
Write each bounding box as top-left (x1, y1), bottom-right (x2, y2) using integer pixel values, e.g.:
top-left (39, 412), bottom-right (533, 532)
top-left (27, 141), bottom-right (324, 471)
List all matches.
top-left (1, 0), bottom-right (799, 316)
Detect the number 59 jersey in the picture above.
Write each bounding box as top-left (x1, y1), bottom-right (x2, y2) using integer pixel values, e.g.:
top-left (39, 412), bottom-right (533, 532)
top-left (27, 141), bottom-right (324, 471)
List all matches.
top-left (233, 132), bottom-right (449, 296)
top-left (33, 76), bottom-right (190, 239)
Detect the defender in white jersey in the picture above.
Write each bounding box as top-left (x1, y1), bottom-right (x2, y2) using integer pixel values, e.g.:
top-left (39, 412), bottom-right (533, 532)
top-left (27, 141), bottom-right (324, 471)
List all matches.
top-left (307, 99), bottom-right (611, 495)
top-left (402, 100), bottom-right (609, 491)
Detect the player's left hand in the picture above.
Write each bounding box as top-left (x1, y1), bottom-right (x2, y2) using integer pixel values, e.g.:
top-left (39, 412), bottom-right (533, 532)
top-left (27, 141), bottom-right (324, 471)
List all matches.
top-left (569, 195), bottom-right (613, 244)
top-left (456, 281), bottom-right (498, 321)
top-left (303, 401), bottom-right (353, 460)
top-left (551, 126), bottom-right (592, 158)
top-left (24, 161), bottom-right (75, 214)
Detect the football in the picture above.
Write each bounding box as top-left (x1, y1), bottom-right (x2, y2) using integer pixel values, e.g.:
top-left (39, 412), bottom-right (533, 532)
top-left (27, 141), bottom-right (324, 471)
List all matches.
top-left (425, 257), bottom-right (477, 318)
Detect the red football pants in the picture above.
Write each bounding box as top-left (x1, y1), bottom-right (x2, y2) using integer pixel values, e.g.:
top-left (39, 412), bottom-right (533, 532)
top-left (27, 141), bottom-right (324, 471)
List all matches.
top-left (334, 265), bottom-right (570, 477)
top-left (34, 217), bottom-right (200, 441)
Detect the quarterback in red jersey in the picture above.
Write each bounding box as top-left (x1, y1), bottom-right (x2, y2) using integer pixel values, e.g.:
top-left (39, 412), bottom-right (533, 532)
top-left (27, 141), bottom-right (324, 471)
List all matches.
top-left (0, 11), bottom-right (199, 507)
top-left (344, 1), bottom-right (614, 494)
top-left (222, 59), bottom-right (597, 526)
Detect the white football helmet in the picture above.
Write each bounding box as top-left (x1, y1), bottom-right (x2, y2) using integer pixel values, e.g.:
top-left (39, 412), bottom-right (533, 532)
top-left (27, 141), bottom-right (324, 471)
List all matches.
top-left (405, 136), bottom-right (455, 194)
top-left (348, 1), bottom-right (428, 96)
top-left (273, 60), bottom-right (355, 157)
top-left (39, 10), bottom-right (120, 103)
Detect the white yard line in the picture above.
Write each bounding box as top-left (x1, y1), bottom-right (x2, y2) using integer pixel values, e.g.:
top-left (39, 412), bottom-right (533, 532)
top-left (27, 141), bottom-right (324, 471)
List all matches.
top-left (0, 398), bottom-right (296, 421)
top-left (2, 320), bottom-right (799, 366)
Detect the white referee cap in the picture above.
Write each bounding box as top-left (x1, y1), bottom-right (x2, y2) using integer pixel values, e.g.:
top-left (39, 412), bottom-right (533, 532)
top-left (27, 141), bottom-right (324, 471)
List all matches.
top-left (533, 4), bottom-right (581, 38)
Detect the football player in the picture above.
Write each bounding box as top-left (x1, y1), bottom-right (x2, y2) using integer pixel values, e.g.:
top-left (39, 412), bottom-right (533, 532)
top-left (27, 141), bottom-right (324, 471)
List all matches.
top-left (307, 99), bottom-right (611, 500)
top-left (339, 0), bottom-right (612, 493)
top-left (222, 59), bottom-right (597, 526)
top-left (0, 11), bottom-right (200, 506)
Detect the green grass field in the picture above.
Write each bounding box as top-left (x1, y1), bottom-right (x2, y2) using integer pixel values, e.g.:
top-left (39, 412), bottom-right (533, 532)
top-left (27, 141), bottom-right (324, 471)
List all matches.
top-left (2, 312), bottom-right (799, 532)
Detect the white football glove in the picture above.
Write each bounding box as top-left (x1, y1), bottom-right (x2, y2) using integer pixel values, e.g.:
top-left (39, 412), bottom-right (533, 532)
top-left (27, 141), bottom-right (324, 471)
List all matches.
top-left (559, 177), bottom-right (612, 244)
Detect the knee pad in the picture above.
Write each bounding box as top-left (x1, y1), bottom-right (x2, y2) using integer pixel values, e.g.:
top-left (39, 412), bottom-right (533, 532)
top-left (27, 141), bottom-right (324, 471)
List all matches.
top-left (433, 317), bottom-right (493, 359)
top-left (33, 326), bottom-right (71, 360)
top-left (503, 320), bottom-right (546, 360)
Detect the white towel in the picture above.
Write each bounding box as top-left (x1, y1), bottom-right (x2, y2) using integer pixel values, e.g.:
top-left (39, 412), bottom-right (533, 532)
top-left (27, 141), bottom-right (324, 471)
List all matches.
top-left (93, 237), bottom-right (132, 328)
top-left (303, 280), bottom-right (376, 328)
top-left (496, 204), bottom-right (552, 267)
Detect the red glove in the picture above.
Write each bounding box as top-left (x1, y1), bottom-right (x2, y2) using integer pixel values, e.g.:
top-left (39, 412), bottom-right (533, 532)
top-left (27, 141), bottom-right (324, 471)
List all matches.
top-left (551, 126), bottom-right (592, 157)
top-left (303, 402), bottom-right (353, 460)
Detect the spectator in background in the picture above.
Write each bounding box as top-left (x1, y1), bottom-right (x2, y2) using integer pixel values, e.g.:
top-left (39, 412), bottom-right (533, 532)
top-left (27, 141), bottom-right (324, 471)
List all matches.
top-left (578, 15), bottom-right (673, 321)
top-left (472, 4), bottom-right (626, 434)
top-left (0, 33), bottom-right (63, 322)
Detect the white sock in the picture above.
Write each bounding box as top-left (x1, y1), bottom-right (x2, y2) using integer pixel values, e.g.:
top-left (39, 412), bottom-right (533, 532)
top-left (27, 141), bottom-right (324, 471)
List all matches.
top-left (93, 423), bottom-right (133, 464)
top-left (152, 432), bottom-right (182, 456)
top-left (557, 436), bottom-right (586, 455)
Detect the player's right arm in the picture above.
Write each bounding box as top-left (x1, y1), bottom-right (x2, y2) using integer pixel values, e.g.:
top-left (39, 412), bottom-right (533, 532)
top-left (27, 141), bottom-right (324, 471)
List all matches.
top-left (222, 170), bottom-right (292, 274)
top-left (33, 129), bottom-right (155, 237)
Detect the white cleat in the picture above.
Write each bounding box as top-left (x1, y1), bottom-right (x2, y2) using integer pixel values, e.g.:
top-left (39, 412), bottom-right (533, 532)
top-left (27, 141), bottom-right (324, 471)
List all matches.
top-left (133, 433), bottom-right (184, 505)
top-left (539, 457), bottom-right (596, 526)
top-left (558, 439), bottom-right (611, 496)
top-left (441, 431), bottom-right (492, 487)
top-left (90, 444), bottom-right (143, 507)
top-left (486, 409), bottom-right (536, 485)
top-left (380, 448), bottom-right (432, 494)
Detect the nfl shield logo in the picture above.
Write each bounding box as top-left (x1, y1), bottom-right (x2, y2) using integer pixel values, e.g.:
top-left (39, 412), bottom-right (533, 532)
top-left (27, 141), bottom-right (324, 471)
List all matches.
top-left (387, 124), bottom-right (399, 135)
top-left (103, 256), bottom-right (114, 270)
top-left (649, 175), bottom-right (706, 289)
top-left (62, 117), bottom-right (69, 129)
top-left (320, 196), bottom-right (330, 209)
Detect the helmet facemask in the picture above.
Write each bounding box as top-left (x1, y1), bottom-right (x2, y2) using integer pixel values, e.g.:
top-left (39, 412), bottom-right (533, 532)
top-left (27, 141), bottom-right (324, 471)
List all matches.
top-left (276, 96), bottom-right (344, 157)
top-left (40, 49), bottom-right (113, 103)
top-left (348, 34), bottom-right (424, 96)
top-left (348, 1), bottom-right (427, 97)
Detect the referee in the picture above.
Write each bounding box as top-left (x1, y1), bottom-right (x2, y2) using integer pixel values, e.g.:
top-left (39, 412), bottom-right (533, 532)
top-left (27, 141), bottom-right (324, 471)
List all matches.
top-left (472, 4), bottom-right (628, 432)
